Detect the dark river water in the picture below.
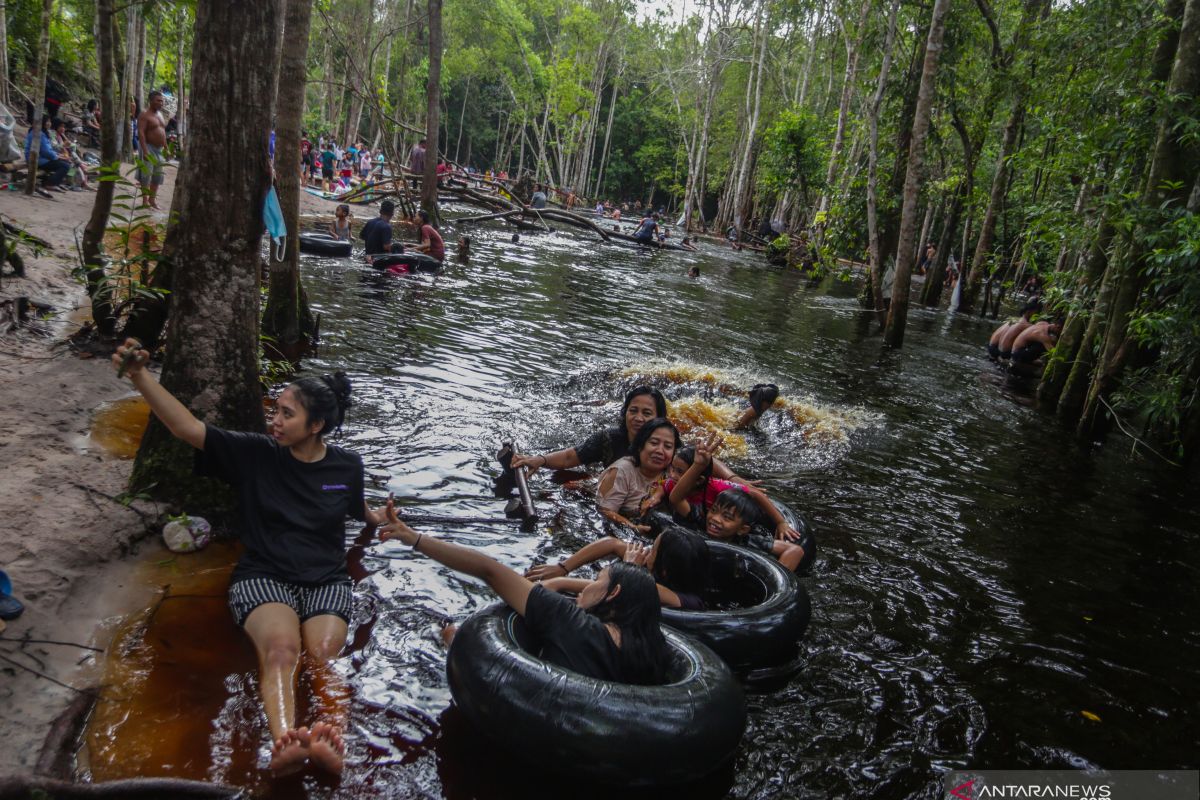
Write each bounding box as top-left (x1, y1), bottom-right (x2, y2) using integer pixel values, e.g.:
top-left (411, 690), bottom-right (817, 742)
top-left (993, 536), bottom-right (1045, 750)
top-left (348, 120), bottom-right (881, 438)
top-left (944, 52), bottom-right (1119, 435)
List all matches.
top-left (133, 212), bottom-right (1200, 797)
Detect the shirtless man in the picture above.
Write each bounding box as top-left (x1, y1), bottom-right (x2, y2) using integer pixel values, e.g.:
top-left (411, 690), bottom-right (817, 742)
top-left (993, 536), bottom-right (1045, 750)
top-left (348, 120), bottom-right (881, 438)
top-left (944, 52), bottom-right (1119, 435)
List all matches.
top-left (989, 300), bottom-right (1042, 360)
top-left (137, 91), bottom-right (168, 208)
top-left (1010, 319), bottom-right (1062, 365)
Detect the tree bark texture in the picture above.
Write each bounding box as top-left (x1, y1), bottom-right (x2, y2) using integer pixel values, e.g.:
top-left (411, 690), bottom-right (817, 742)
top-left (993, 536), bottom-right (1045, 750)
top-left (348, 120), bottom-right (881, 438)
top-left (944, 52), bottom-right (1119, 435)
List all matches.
top-left (23, 0), bottom-right (53, 196)
top-left (0, 0), bottom-right (10, 108)
top-left (81, 0), bottom-right (121, 336)
top-left (866, 0), bottom-right (901, 312)
top-left (883, 0), bottom-right (951, 347)
top-left (421, 0), bottom-right (443, 224)
top-left (130, 0), bottom-right (283, 506)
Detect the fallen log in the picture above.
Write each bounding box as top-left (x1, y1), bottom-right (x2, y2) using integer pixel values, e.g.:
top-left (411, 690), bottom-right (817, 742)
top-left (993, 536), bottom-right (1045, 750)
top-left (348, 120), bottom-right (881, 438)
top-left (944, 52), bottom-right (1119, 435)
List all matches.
top-left (536, 208), bottom-right (611, 241)
top-left (455, 209), bottom-right (523, 225)
top-left (0, 776), bottom-right (242, 798)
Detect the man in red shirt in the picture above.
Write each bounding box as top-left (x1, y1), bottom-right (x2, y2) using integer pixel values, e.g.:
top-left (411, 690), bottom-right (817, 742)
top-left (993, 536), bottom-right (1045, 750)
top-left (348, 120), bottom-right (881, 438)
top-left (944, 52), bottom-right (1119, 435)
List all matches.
top-left (415, 210), bottom-right (445, 261)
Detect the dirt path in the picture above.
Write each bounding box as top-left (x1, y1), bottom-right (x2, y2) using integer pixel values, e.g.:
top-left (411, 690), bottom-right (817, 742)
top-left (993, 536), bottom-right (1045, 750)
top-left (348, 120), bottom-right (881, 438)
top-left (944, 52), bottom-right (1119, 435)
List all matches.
top-left (0, 163), bottom-right (186, 773)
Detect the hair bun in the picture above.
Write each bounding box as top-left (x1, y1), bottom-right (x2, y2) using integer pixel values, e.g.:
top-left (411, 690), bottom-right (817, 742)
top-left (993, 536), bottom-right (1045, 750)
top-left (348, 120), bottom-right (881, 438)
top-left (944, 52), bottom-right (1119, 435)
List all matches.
top-left (320, 372), bottom-right (352, 411)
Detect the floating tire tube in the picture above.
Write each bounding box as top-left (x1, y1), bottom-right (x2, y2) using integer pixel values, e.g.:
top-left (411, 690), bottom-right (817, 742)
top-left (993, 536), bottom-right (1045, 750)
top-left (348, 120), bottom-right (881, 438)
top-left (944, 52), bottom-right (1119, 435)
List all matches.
top-left (298, 231), bottom-right (353, 257)
top-left (771, 499), bottom-right (818, 573)
top-left (447, 603), bottom-right (746, 786)
top-left (662, 539), bottom-right (811, 671)
top-left (370, 252), bottom-right (443, 274)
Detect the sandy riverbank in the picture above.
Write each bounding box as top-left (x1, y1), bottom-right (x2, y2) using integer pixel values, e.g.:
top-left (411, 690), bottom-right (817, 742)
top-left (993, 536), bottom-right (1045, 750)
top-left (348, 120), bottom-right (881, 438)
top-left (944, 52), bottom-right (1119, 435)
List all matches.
top-left (0, 162), bottom-right (346, 775)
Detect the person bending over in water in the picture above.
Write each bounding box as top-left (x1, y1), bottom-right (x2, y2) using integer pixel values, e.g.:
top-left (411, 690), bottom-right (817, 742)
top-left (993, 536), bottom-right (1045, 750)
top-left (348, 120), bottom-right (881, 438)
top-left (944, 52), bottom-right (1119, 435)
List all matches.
top-left (667, 436), bottom-right (803, 544)
top-left (511, 385), bottom-right (747, 483)
top-left (988, 300), bottom-right (1042, 361)
top-left (526, 528), bottom-right (711, 610)
top-left (379, 506), bottom-right (669, 684)
top-left (330, 204), bottom-right (352, 241)
top-left (596, 418), bottom-right (680, 534)
top-left (112, 340), bottom-right (390, 776)
top-left (1010, 319), bottom-right (1061, 365)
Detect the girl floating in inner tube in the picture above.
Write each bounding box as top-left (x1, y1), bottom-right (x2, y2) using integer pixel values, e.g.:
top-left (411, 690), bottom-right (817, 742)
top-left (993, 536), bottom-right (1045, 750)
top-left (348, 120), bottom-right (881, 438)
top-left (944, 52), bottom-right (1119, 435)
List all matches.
top-left (668, 435), bottom-right (803, 545)
top-left (671, 434), bottom-right (805, 572)
top-left (379, 505), bottom-right (670, 684)
top-left (111, 339), bottom-right (392, 777)
top-left (525, 527), bottom-right (711, 610)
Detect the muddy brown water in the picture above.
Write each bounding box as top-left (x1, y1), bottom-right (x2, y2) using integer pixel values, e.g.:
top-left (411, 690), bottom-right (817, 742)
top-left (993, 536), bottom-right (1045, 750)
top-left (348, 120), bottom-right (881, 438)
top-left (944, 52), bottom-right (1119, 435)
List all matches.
top-left (85, 212), bottom-right (1199, 798)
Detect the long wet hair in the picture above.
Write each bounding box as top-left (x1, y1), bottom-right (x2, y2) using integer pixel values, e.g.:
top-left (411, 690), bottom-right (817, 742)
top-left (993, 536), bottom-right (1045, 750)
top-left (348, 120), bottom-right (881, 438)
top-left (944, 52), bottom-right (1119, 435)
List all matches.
top-left (289, 372), bottom-right (352, 437)
top-left (587, 562), bottom-right (669, 685)
top-left (629, 417), bottom-right (680, 467)
top-left (618, 385), bottom-right (667, 436)
top-left (653, 528), bottom-right (710, 597)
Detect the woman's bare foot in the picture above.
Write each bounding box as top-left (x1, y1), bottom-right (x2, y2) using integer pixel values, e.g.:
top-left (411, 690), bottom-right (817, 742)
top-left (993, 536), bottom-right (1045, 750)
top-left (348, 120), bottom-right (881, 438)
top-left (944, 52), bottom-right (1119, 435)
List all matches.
top-left (269, 727), bottom-right (310, 775)
top-left (309, 721), bottom-right (346, 775)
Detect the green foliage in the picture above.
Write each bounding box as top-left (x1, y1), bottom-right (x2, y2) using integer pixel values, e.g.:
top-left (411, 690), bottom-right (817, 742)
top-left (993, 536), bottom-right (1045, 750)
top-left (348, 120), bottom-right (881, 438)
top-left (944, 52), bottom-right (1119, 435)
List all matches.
top-left (758, 107), bottom-right (825, 200)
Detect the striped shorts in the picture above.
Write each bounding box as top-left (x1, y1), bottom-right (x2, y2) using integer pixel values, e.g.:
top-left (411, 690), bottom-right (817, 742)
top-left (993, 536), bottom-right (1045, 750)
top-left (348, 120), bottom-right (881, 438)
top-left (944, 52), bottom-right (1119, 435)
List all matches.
top-left (228, 577), bottom-right (353, 627)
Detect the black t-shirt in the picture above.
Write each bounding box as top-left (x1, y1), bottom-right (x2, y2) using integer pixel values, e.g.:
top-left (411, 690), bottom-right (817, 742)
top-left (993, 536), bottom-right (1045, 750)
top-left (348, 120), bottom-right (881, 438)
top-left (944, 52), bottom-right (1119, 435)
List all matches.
top-left (572, 426), bottom-right (630, 468)
top-left (523, 585), bottom-right (623, 682)
top-left (196, 425), bottom-right (366, 586)
top-left (360, 217), bottom-right (393, 254)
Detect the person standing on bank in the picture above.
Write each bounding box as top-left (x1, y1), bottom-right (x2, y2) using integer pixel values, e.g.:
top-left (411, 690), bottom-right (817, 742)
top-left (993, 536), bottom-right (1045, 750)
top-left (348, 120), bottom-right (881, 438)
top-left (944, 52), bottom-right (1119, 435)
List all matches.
top-left (112, 339), bottom-right (390, 777)
top-left (136, 90), bottom-right (168, 209)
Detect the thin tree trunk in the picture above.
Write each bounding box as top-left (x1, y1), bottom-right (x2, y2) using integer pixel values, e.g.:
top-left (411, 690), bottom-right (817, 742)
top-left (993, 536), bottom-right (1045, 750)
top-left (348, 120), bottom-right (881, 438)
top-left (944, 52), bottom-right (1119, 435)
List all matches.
top-left (421, 0), bottom-right (442, 223)
top-left (0, 0), bottom-right (10, 108)
top-left (80, 0), bottom-right (120, 335)
top-left (594, 74), bottom-right (619, 199)
top-left (176, 8), bottom-right (187, 136)
top-left (263, 0), bottom-right (316, 351)
top-left (882, 0), bottom-right (951, 346)
top-left (865, 0), bottom-right (900, 310)
top-left (129, 0), bottom-right (284, 506)
top-left (818, 0), bottom-right (870, 216)
top-left (23, 0), bottom-right (53, 196)
top-left (149, 8), bottom-right (162, 87)
top-left (455, 75), bottom-right (470, 163)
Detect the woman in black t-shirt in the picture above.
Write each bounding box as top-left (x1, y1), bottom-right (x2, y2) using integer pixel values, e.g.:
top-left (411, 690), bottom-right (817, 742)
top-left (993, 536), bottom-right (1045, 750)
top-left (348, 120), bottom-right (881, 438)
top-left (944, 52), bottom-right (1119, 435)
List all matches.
top-left (113, 339), bottom-right (388, 777)
top-left (379, 504), bottom-right (669, 685)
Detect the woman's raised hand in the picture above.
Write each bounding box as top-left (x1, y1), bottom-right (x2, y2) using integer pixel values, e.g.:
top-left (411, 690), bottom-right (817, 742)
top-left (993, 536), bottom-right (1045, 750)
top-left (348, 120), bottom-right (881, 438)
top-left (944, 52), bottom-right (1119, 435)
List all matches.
top-left (379, 496), bottom-right (419, 545)
top-left (112, 337), bottom-right (150, 379)
top-left (694, 431), bottom-right (723, 466)
top-left (623, 541), bottom-right (651, 567)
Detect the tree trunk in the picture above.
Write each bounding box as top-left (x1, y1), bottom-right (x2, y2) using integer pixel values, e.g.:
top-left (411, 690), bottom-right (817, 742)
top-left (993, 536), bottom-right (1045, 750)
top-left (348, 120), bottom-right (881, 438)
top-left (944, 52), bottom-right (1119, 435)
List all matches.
top-left (817, 0), bottom-right (870, 217)
top-left (882, 0), bottom-right (951, 347)
top-left (176, 8), bottom-right (188, 136)
top-left (23, 0), bottom-right (53, 196)
top-left (262, 0), bottom-right (316, 352)
top-left (865, 0), bottom-right (901, 311)
top-left (0, 0), bottom-right (10, 108)
top-left (80, 0), bottom-right (121, 336)
top-left (129, 0), bottom-right (283, 505)
top-left (421, 0), bottom-right (442, 224)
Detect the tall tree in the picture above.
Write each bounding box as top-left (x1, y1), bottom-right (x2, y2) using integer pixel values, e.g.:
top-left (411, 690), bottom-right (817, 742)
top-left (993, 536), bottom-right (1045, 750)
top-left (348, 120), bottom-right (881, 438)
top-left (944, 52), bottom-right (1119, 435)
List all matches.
top-left (23, 0), bottom-right (53, 196)
top-left (883, 0), bottom-right (952, 346)
top-left (866, 0), bottom-right (902, 311)
top-left (263, 0), bottom-right (317, 354)
top-left (130, 0), bottom-right (284, 504)
top-left (421, 0), bottom-right (443, 225)
top-left (80, 0), bottom-right (121, 336)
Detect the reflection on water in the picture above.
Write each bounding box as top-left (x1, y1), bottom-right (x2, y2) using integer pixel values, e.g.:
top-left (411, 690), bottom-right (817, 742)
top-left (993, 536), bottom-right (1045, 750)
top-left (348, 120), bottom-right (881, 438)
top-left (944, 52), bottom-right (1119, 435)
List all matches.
top-left (89, 218), bottom-right (1199, 797)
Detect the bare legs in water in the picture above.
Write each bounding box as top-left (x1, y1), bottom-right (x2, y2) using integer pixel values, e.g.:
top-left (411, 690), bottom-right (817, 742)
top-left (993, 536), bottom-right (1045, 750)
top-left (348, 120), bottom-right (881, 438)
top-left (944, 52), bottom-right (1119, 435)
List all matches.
top-left (243, 604), bottom-right (349, 776)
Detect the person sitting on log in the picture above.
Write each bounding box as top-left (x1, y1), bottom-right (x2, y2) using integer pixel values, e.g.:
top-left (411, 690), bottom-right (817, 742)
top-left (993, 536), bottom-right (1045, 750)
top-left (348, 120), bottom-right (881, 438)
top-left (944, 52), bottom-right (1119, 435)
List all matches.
top-left (633, 212), bottom-right (660, 248)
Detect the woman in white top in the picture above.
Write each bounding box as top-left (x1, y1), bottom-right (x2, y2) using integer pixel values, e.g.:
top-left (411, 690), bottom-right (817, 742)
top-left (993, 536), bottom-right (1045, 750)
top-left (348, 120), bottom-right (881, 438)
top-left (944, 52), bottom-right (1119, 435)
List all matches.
top-left (596, 417), bottom-right (680, 534)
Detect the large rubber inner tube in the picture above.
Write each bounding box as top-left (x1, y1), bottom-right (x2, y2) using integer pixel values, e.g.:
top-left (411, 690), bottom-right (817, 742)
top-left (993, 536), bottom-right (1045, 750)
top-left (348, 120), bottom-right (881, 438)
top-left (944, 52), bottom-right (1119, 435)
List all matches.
top-left (662, 539), bottom-right (811, 670)
top-left (446, 603), bottom-right (746, 786)
top-left (298, 231), bottom-right (353, 257)
top-left (370, 252), bottom-right (443, 273)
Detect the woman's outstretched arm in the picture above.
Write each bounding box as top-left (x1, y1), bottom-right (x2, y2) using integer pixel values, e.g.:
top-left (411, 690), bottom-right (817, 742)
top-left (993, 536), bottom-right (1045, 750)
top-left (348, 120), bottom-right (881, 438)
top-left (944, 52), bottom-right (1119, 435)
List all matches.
top-left (112, 338), bottom-right (206, 450)
top-left (379, 500), bottom-right (535, 615)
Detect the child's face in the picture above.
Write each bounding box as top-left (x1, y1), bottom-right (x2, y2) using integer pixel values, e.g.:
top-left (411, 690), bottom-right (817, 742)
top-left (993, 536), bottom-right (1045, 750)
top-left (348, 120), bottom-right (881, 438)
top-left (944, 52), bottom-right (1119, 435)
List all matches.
top-left (668, 456), bottom-right (689, 482)
top-left (706, 504), bottom-right (750, 540)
